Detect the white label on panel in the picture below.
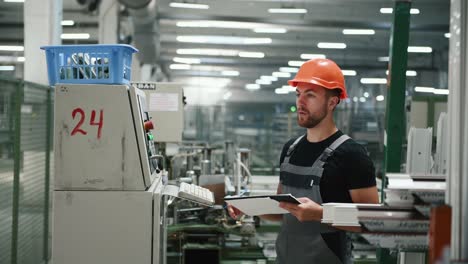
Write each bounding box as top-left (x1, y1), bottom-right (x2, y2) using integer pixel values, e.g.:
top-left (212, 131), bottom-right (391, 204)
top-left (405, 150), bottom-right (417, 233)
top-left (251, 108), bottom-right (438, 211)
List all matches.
top-left (21, 104), bottom-right (33, 114)
top-left (149, 93), bottom-right (179, 112)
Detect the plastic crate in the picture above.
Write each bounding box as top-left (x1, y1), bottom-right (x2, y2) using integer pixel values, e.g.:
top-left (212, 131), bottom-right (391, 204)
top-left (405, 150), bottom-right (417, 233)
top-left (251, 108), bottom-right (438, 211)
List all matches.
top-left (41, 44), bottom-right (138, 86)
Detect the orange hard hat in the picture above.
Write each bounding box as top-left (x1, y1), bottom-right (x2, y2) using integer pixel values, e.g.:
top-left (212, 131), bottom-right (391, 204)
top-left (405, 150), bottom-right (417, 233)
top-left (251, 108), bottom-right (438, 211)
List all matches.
top-left (288, 58), bottom-right (347, 99)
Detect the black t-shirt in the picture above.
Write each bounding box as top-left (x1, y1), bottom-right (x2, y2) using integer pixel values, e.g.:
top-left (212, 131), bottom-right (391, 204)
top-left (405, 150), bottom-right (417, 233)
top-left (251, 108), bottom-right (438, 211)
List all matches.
top-left (279, 130), bottom-right (376, 203)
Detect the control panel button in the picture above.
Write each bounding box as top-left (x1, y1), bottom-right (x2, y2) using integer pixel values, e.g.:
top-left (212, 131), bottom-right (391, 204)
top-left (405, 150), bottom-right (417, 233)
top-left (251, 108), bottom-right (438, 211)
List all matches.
top-left (144, 121), bottom-right (154, 131)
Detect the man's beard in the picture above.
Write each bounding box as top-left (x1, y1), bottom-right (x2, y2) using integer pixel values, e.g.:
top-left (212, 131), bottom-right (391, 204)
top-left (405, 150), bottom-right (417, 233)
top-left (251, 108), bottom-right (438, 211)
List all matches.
top-left (297, 104), bottom-right (328, 128)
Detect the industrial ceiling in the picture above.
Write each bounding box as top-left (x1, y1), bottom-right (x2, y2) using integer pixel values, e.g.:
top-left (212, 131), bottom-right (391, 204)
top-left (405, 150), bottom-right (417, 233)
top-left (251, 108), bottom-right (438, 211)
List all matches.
top-left (0, 0), bottom-right (450, 104)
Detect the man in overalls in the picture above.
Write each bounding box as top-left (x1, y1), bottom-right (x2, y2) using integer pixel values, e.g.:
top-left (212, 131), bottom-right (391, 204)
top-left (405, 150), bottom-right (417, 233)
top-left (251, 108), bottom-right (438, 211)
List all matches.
top-left (229, 58), bottom-right (379, 264)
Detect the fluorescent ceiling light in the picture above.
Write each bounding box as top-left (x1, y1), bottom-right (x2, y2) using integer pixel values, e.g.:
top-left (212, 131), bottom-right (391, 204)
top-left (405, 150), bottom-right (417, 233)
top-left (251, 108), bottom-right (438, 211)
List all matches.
top-left (4, 0), bottom-right (24, 2)
top-left (386, 70), bottom-right (417, 76)
top-left (300, 54), bottom-right (326, 59)
top-left (275, 85), bottom-right (296, 94)
top-left (288, 61), bottom-right (306, 67)
top-left (363, 92), bottom-right (370, 98)
top-left (378, 56), bottom-right (389, 62)
top-left (282, 85), bottom-right (296, 92)
top-left (170, 64), bottom-right (191, 70)
top-left (176, 36), bottom-right (208, 43)
top-left (0, 65), bottom-right (15, 71)
top-left (169, 2), bottom-right (209, 9)
top-left (379, 8), bottom-right (393, 14)
top-left (253, 28), bottom-right (287, 34)
top-left (256, 79), bottom-right (271, 85)
top-left (406, 70), bottom-right (417, 76)
top-left (61, 20), bottom-right (75, 26)
top-left (272, 72), bottom-right (291, 78)
top-left (268, 8), bottom-right (307, 14)
top-left (61, 33), bottom-right (90, 39)
top-left (317, 42), bottom-right (347, 49)
top-left (280, 67), bottom-right (299, 73)
top-left (433, 89), bottom-right (449, 95)
top-left (414, 86), bottom-right (434, 93)
top-left (173, 57), bottom-right (201, 64)
top-left (238, 52), bottom-right (265, 58)
top-left (17, 56), bottom-right (25, 62)
top-left (177, 48), bottom-right (238, 56)
top-left (342, 29), bottom-right (375, 35)
top-left (0, 56), bottom-right (23, 63)
top-left (177, 20), bottom-right (256, 29)
top-left (221, 70), bottom-right (240, 76)
top-left (445, 33), bottom-right (451, 38)
top-left (376, 95), bottom-right (385, 101)
top-left (275, 88), bottom-right (290, 94)
top-left (380, 8), bottom-right (420, 14)
top-left (261, 75), bottom-right (278, 82)
top-left (0, 45), bottom-right (24, 51)
top-left (177, 35), bottom-right (271, 45)
top-left (245, 84), bottom-right (261, 90)
top-left (275, 85), bottom-right (296, 95)
top-left (342, 70), bottom-right (357, 76)
top-left (414, 86), bottom-right (449, 95)
top-left (243, 38), bottom-right (272, 44)
top-left (360, 78), bottom-right (387, 84)
top-left (408, 46), bottom-right (432, 53)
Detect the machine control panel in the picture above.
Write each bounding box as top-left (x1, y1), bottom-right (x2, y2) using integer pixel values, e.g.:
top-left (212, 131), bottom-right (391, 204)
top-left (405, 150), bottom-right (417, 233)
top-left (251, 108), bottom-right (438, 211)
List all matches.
top-left (55, 84), bottom-right (160, 190)
top-left (132, 82), bottom-right (184, 143)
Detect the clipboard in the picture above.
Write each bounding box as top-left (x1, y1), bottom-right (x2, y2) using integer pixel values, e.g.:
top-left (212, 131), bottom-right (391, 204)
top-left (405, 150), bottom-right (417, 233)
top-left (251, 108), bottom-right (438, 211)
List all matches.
top-left (224, 194), bottom-right (301, 216)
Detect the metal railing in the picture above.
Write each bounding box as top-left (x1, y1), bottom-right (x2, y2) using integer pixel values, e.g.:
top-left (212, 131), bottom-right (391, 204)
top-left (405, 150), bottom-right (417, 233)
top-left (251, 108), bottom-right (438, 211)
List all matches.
top-left (0, 77), bottom-right (53, 264)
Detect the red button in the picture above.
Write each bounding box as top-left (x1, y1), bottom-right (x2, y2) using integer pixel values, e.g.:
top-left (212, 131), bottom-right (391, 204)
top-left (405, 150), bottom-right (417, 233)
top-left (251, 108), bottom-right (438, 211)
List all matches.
top-left (144, 121), bottom-right (154, 131)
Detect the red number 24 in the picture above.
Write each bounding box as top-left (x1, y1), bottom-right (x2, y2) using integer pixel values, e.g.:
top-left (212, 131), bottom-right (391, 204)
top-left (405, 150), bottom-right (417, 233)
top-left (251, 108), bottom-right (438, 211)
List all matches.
top-left (71, 108), bottom-right (104, 139)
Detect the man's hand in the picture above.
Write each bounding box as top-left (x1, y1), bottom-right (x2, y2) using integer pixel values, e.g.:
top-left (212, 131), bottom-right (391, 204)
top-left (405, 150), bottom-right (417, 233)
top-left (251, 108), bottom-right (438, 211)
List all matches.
top-left (227, 204), bottom-right (244, 219)
top-left (279, 197), bottom-right (323, 222)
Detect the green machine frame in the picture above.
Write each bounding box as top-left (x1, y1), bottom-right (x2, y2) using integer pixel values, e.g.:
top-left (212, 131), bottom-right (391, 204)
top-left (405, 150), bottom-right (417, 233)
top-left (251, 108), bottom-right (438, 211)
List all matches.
top-left (380, 1), bottom-right (411, 263)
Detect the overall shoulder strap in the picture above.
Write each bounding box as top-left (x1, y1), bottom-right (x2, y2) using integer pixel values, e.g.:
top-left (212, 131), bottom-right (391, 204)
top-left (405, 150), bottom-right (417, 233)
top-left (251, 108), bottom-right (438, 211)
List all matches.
top-left (317, 134), bottom-right (351, 163)
top-left (286, 134), bottom-right (306, 156)
top-left (328, 134), bottom-right (351, 151)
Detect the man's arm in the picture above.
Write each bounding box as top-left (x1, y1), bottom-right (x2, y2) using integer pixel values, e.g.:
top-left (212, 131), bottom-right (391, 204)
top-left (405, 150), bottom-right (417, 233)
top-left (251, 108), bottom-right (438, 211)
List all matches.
top-left (349, 186), bottom-right (379, 204)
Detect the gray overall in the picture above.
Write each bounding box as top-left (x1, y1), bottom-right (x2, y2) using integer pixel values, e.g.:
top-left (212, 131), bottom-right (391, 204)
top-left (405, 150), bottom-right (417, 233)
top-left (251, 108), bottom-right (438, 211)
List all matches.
top-left (276, 134), bottom-right (351, 264)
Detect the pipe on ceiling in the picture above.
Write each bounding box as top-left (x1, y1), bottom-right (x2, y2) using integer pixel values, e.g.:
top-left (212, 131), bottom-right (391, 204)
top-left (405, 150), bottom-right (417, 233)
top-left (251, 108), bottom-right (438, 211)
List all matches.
top-left (118, 0), bottom-right (159, 64)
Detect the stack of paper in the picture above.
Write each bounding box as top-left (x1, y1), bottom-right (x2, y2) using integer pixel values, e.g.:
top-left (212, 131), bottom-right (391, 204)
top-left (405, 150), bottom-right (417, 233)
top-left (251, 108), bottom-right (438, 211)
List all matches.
top-left (321, 203), bottom-right (382, 226)
top-left (408, 175), bottom-right (446, 204)
top-left (357, 206), bottom-right (429, 233)
top-left (322, 202), bottom-right (429, 233)
top-left (322, 203), bottom-right (350, 224)
top-left (384, 174), bottom-right (415, 206)
top-left (360, 233), bottom-right (428, 251)
top-left (384, 173), bottom-right (446, 206)
top-left (384, 189), bottom-right (415, 207)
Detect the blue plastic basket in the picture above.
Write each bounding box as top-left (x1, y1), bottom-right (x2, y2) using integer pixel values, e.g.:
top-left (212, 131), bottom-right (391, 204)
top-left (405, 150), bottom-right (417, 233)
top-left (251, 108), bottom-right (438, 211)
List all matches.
top-left (41, 44), bottom-right (138, 86)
